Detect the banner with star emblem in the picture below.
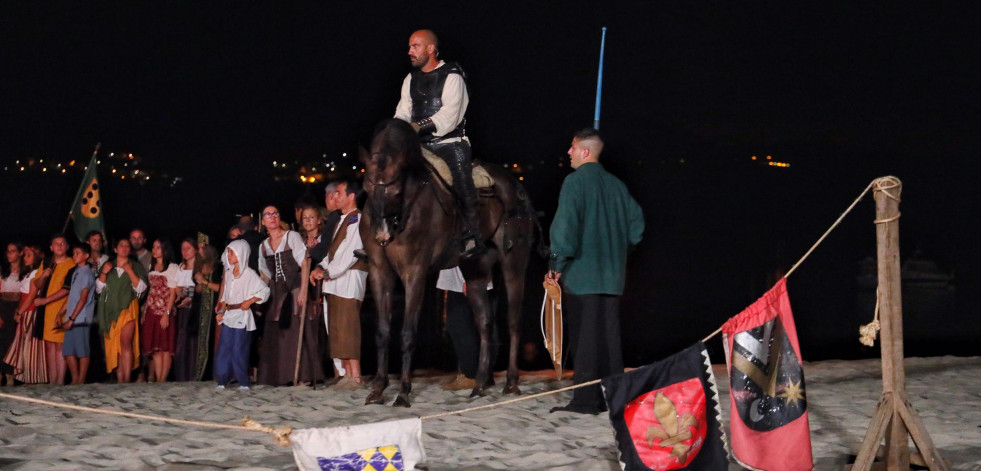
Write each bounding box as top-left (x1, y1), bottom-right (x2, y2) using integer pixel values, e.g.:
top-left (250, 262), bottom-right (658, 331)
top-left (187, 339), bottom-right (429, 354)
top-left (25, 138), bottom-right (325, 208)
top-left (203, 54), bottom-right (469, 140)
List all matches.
top-left (70, 151), bottom-right (105, 243)
top-left (722, 278), bottom-right (813, 471)
top-left (290, 418), bottom-right (425, 471)
top-left (601, 342), bottom-right (728, 471)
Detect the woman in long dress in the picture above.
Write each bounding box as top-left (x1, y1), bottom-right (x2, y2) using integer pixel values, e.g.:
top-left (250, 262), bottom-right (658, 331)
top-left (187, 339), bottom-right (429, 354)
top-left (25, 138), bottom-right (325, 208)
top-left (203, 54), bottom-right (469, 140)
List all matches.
top-left (296, 206), bottom-right (327, 385)
top-left (4, 247), bottom-right (45, 384)
top-left (172, 238), bottom-right (199, 381)
top-left (256, 205), bottom-right (306, 386)
top-left (1, 243), bottom-right (29, 386)
top-left (191, 242), bottom-right (221, 381)
top-left (142, 239), bottom-right (178, 382)
top-left (96, 239), bottom-right (147, 383)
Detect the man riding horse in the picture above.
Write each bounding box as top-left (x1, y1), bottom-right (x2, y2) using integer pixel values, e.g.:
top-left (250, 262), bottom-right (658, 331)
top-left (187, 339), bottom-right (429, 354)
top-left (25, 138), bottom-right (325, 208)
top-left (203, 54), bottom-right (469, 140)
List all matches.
top-left (394, 29), bottom-right (485, 259)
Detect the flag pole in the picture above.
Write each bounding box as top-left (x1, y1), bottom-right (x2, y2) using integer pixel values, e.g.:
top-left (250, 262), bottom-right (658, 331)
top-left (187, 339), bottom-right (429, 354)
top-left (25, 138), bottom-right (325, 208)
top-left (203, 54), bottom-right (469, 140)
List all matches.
top-left (63, 142), bottom-right (101, 234)
top-left (593, 27), bottom-right (607, 130)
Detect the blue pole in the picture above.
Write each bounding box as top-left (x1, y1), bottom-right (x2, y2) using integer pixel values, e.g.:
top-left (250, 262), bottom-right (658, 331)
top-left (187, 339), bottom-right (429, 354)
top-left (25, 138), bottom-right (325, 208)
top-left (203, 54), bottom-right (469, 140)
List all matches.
top-left (593, 27), bottom-right (607, 130)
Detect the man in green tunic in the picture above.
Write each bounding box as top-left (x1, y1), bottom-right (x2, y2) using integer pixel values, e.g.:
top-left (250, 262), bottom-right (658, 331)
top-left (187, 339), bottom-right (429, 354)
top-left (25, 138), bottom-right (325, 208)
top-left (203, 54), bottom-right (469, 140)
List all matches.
top-left (547, 128), bottom-right (644, 414)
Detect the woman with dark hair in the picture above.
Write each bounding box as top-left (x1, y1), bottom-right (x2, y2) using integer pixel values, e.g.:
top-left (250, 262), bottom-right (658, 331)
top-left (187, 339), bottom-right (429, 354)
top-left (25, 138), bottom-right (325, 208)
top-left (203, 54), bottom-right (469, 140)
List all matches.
top-left (172, 238), bottom-right (199, 381)
top-left (3, 246), bottom-right (44, 384)
top-left (256, 205), bottom-right (306, 385)
top-left (1, 242), bottom-right (27, 386)
top-left (142, 239), bottom-right (178, 382)
top-left (96, 238), bottom-right (147, 383)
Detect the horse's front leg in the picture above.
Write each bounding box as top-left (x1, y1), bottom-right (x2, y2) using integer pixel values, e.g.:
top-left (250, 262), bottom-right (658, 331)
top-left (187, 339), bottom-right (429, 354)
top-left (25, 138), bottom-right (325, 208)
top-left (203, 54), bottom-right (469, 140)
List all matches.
top-left (393, 269), bottom-right (426, 408)
top-left (366, 265), bottom-right (396, 405)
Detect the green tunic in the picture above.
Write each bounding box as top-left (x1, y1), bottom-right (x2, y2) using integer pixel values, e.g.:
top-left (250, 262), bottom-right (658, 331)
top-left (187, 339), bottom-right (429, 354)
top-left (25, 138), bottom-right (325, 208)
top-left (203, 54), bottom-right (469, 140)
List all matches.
top-left (549, 162), bottom-right (644, 295)
top-left (96, 259), bottom-right (148, 335)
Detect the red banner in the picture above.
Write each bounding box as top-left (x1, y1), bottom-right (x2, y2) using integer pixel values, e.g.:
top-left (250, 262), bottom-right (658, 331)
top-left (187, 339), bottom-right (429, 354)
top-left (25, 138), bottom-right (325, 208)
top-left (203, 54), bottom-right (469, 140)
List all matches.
top-left (721, 279), bottom-right (813, 471)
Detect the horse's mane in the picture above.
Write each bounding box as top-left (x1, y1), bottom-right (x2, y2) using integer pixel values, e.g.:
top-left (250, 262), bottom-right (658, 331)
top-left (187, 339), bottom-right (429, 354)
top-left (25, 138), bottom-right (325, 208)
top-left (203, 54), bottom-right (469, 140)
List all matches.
top-left (372, 119), bottom-right (428, 179)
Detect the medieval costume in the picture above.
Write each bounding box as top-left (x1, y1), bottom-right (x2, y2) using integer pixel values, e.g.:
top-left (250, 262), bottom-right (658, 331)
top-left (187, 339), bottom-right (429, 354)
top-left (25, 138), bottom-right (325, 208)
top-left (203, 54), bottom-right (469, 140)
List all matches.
top-left (172, 263), bottom-right (198, 381)
top-left (256, 230), bottom-right (306, 385)
top-left (394, 60), bottom-right (483, 256)
top-left (318, 210), bottom-right (368, 362)
top-left (3, 268), bottom-right (46, 383)
top-left (215, 240), bottom-right (269, 389)
top-left (142, 263), bottom-right (178, 357)
top-left (96, 262), bottom-right (147, 374)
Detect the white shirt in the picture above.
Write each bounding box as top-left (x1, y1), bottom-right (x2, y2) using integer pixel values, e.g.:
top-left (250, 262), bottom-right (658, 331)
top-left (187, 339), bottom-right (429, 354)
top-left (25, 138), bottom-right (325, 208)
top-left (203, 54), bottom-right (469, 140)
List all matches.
top-left (436, 267), bottom-right (492, 293)
top-left (394, 61), bottom-right (470, 143)
top-left (319, 210), bottom-right (367, 301)
top-left (1, 271), bottom-right (29, 294)
top-left (174, 263), bottom-right (195, 288)
top-left (20, 269), bottom-right (38, 294)
top-left (96, 266), bottom-right (147, 295)
top-left (258, 231), bottom-right (306, 280)
top-left (149, 263), bottom-right (180, 289)
top-left (219, 267), bottom-right (270, 331)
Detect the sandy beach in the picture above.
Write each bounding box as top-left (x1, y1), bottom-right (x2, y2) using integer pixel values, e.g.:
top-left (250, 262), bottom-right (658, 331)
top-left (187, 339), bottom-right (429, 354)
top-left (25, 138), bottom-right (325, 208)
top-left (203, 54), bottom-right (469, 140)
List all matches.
top-left (2, 356), bottom-right (980, 470)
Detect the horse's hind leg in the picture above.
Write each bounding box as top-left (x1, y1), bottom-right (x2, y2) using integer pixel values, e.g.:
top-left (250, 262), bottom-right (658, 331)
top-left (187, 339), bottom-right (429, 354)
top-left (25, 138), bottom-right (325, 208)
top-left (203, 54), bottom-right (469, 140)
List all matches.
top-left (463, 276), bottom-right (495, 397)
top-left (393, 271), bottom-right (426, 407)
top-left (502, 248), bottom-right (530, 395)
top-left (366, 270), bottom-right (396, 405)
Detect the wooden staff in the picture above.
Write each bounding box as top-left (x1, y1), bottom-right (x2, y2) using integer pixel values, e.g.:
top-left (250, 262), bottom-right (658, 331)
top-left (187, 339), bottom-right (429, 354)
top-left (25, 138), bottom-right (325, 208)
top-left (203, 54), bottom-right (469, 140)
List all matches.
top-left (852, 176), bottom-right (948, 471)
top-left (293, 257), bottom-right (310, 386)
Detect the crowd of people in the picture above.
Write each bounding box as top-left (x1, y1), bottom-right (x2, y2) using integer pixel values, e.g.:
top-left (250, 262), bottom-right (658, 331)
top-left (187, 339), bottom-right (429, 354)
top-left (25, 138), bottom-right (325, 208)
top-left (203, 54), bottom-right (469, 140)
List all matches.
top-left (0, 179), bottom-right (391, 391)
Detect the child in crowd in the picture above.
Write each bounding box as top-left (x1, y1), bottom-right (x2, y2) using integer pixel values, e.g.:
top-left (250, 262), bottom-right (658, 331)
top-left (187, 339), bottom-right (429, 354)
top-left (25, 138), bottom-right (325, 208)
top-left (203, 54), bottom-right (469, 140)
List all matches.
top-left (58, 244), bottom-right (96, 385)
top-left (214, 240), bottom-right (268, 391)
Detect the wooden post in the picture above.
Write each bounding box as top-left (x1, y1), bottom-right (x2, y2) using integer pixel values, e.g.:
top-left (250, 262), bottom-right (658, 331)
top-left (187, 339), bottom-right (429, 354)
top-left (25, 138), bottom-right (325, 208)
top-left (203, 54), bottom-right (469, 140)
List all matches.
top-left (851, 177), bottom-right (949, 471)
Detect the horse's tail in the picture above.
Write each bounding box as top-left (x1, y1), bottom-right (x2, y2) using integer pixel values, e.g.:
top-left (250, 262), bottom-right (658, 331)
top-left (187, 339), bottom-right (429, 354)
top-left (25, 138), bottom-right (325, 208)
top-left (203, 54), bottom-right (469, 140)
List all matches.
top-left (515, 181), bottom-right (550, 259)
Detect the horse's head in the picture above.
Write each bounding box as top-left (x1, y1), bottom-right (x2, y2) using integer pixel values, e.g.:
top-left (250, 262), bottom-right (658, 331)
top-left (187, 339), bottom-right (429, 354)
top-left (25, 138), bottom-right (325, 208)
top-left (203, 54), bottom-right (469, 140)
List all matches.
top-left (362, 119), bottom-right (426, 245)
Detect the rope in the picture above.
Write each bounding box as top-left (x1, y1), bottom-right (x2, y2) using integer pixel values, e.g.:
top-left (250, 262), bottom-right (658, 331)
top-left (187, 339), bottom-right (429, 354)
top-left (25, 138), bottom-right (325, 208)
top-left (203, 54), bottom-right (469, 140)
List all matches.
top-left (420, 379), bottom-right (602, 420)
top-left (703, 177), bottom-right (891, 344)
top-left (0, 391), bottom-right (294, 446)
top-left (783, 180), bottom-right (876, 278)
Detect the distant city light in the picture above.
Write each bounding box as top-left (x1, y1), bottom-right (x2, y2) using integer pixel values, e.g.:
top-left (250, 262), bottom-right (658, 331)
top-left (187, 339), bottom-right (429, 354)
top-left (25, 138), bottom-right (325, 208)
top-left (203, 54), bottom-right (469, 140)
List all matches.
top-left (342, 152), bottom-right (347, 157)
top-left (352, 166), bottom-right (356, 170)
top-left (768, 161), bottom-right (790, 168)
top-left (751, 155), bottom-right (757, 160)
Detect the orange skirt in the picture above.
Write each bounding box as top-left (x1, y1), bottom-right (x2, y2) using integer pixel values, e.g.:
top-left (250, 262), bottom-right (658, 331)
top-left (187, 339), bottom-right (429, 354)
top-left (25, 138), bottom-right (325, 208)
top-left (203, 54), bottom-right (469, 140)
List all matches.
top-left (104, 299), bottom-right (141, 373)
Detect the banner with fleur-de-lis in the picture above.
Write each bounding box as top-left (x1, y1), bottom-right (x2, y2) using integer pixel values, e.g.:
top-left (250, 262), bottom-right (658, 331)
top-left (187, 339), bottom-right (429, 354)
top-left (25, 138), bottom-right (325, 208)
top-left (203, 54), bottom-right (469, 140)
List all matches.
top-left (601, 342), bottom-right (728, 471)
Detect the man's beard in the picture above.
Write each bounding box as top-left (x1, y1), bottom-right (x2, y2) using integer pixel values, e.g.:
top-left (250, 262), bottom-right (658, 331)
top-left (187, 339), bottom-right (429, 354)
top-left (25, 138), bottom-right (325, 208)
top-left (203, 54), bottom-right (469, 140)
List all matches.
top-left (410, 54), bottom-right (429, 68)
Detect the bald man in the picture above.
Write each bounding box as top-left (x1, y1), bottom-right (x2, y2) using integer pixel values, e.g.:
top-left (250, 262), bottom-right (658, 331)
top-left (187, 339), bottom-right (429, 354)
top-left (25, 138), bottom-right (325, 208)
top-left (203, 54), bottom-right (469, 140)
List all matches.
top-left (394, 29), bottom-right (484, 258)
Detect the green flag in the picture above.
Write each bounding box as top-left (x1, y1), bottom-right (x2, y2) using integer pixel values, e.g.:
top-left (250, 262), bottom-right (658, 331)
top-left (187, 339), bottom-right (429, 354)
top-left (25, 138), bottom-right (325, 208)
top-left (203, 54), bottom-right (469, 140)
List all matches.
top-left (71, 146), bottom-right (105, 242)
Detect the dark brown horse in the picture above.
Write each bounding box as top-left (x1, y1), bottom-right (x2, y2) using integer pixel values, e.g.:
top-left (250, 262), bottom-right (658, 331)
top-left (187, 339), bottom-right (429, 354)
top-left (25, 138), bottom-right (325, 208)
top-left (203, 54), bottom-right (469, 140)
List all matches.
top-left (360, 119), bottom-right (539, 407)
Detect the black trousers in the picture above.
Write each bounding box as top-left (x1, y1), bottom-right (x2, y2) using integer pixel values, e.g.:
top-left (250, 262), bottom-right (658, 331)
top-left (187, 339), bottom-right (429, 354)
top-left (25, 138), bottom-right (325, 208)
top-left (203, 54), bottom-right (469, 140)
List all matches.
top-left (446, 291), bottom-right (499, 379)
top-left (564, 292), bottom-right (623, 409)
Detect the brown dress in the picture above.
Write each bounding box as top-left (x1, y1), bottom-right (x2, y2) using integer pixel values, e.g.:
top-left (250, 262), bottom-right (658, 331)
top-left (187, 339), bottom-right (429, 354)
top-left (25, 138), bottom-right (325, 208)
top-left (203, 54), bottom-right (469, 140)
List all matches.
top-left (256, 232), bottom-right (305, 386)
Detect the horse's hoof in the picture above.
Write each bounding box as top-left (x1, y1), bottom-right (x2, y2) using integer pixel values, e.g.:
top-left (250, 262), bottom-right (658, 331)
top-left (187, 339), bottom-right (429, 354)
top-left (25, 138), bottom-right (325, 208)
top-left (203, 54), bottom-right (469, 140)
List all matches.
top-left (503, 383), bottom-right (521, 395)
top-left (365, 389), bottom-right (385, 405)
top-left (469, 386), bottom-right (487, 398)
top-left (392, 394), bottom-right (411, 408)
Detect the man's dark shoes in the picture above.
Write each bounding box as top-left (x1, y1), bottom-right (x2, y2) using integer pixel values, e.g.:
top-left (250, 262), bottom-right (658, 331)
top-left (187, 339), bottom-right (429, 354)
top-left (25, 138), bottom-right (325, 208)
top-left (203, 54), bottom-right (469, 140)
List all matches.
top-left (549, 403), bottom-right (603, 415)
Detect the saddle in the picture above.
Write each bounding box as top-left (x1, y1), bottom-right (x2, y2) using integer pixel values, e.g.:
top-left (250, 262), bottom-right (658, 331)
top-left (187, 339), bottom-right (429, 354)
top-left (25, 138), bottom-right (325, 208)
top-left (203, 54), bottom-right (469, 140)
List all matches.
top-left (421, 147), bottom-right (494, 189)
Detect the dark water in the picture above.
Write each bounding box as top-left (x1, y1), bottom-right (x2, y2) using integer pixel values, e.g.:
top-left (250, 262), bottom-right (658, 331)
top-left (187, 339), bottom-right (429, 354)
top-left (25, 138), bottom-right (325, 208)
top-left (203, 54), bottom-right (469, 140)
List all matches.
top-left (3, 157), bottom-right (977, 372)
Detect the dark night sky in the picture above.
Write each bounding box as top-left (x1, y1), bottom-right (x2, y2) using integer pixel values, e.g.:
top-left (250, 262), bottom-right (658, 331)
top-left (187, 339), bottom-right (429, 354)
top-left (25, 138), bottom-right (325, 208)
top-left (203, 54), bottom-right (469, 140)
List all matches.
top-left (2, 3), bottom-right (978, 362)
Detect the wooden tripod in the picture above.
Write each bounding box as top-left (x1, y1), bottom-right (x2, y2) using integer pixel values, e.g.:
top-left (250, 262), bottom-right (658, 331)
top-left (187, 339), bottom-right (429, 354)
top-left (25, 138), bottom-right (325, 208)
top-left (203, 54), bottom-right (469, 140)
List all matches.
top-left (851, 177), bottom-right (949, 470)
